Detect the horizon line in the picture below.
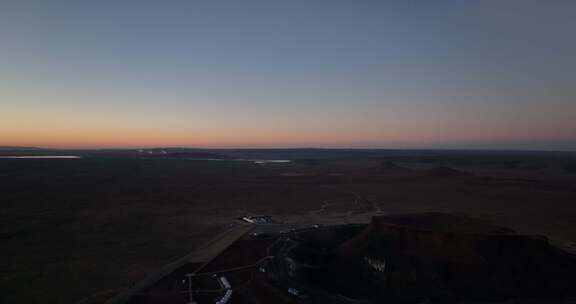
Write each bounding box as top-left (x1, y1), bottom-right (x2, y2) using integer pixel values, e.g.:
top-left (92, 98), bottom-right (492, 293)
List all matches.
top-left (1, 145), bottom-right (574, 153)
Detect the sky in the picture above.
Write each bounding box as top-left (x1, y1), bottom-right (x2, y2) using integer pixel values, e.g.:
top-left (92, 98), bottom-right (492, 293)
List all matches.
top-left (1, 1), bottom-right (575, 150)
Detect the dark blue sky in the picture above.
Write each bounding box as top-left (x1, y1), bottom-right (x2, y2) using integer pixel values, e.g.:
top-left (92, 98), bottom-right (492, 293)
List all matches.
top-left (2, 1), bottom-right (575, 149)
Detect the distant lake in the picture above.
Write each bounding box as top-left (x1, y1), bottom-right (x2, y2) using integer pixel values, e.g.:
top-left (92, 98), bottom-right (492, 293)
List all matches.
top-left (187, 158), bottom-right (291, 164)
top-left (0, 156), bottom-right (81, 159)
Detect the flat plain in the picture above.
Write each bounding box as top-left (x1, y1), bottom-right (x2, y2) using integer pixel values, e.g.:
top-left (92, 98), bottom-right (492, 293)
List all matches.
top-left (1, 150), bottom-right (575, 303)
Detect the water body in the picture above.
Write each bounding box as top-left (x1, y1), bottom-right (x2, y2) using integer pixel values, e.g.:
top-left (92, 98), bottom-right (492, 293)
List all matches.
top-left (0, 156), bottom-right (81, 159)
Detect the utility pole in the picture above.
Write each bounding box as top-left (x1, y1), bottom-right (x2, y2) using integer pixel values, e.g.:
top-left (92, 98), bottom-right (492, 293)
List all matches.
top-left (187, 276), bottom-right (197, 304)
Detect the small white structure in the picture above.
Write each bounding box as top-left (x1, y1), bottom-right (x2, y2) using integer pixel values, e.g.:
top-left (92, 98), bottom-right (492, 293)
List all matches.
top-left (216, 289), bottom-right (233, 304)
top-left (241, 215), bottom-right (272, 224)
top-left (215, 276), bottom-right (233, 304)
top-left (288, 287), bottom-right (300, 296)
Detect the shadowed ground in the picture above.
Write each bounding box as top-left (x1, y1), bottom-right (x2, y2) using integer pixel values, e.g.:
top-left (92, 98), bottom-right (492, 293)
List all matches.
top-left (1, 151), bottom-right (575, 303)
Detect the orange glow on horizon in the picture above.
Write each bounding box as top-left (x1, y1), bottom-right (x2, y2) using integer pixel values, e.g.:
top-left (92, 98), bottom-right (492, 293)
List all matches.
top-left (2, 127), bottom-right (575, 149)
top-left (2, 105), bottom-right (574, 149)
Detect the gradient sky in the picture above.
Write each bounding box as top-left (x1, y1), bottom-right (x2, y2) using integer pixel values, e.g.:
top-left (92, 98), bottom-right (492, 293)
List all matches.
top-left (1, 1), bottom-right (575, 150)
